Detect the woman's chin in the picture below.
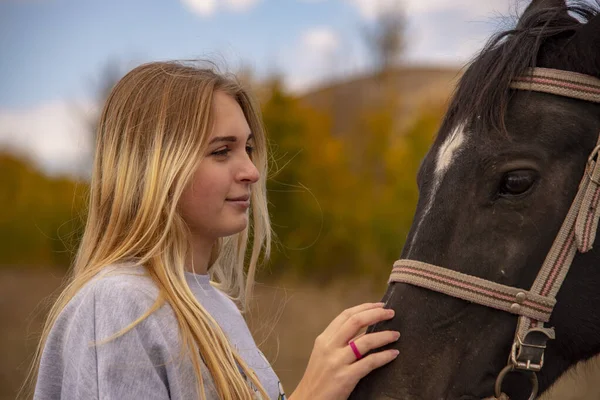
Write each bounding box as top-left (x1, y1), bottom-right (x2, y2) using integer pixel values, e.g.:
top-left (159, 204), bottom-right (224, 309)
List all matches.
top-left (222, 218), bottom-right (249, 237)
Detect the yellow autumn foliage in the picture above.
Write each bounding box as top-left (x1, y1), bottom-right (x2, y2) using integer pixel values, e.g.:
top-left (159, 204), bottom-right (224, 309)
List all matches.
top-left (0, 78), bottom-right (446, 282)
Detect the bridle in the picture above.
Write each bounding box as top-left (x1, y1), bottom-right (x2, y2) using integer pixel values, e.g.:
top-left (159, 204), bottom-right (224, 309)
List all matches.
top-left (388, 67), bottom-right (600, 400)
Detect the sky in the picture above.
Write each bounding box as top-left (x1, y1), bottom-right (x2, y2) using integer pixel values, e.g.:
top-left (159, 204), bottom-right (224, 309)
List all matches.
top-left (0, 0), bottom-right (530, 177)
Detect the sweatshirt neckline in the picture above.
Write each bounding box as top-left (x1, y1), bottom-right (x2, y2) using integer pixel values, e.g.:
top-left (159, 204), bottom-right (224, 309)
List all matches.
top-left (184, 271), bottom-right (212, 288)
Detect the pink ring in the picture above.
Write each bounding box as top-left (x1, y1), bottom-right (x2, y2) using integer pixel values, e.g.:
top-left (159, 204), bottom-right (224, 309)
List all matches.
top-left (349, 340), bottom-right (362, 360)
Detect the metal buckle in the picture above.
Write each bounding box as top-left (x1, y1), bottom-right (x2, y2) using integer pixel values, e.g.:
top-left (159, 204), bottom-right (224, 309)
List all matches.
top-left (495, 365), bottom-right (538, 400)
top-left (586, 144), bottom-right (600, 185)
top-left (510, 337), bottom-right (546, 372)
top-left (587, 144), bottom-right (600, 166)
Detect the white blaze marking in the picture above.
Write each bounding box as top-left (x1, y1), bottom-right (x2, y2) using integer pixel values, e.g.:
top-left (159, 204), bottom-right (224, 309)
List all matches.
top-left (406, 123), bottom-right (467, 257)
top-left (435, 123), bottom-right (467, 176)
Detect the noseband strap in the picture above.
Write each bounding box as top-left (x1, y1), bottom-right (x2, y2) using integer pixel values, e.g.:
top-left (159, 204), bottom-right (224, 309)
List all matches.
top-left (388, 67), bottom-right (600, 399)
top-left (389, 260), bottom-right (555, 321)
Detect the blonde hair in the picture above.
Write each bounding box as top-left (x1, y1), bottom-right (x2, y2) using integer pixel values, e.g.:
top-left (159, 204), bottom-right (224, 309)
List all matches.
top-left (24, 61), bottom-right (271, 399)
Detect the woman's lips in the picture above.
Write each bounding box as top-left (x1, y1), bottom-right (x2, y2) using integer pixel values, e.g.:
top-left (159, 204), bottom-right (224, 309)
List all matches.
top-left (226, 196), bottom-right (250, 208)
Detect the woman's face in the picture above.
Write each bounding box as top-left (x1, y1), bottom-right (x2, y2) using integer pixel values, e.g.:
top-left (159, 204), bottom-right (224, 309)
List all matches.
top-left (179, 91), bottom-right (259, 241)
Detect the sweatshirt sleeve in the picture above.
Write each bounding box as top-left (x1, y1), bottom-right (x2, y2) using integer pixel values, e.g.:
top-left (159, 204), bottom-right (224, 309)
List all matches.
top-left (34, 274), bottom-right (196, 400)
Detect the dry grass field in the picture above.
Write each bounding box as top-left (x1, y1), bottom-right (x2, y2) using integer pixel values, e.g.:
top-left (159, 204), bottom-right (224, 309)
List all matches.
top-left (0, 268), bottom-right (383, 399)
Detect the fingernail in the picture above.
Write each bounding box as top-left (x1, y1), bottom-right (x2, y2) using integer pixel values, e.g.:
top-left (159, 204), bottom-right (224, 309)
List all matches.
top-left (376, 302), bottom-right (385, 306)
top-left (394, 331), bottom-right (401, 340)
top-left (387, 309), bottom-right (395, 316)
top-left (390, 350), bottom-right (400, 357)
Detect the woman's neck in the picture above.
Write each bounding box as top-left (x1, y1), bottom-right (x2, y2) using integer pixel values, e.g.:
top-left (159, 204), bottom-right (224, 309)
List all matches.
top-left (186, 235), bottom-right (215, 275)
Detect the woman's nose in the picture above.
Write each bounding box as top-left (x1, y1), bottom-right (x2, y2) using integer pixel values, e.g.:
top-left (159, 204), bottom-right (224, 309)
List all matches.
top-left (238, 157), bottom-right (260, 183)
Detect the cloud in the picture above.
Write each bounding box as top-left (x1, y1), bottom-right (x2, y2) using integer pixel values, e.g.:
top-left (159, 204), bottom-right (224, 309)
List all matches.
top-left (0, 100), bottom-right (96, 178)
top-left (347, 0), bottom-right (402, 20)
top-left (301, 28), bottom-right (339, 55)
top-left (181, 0), bottom-right (217, 16)
top-left (293, 1), bottom-right (529, 73)
top-left (341, 0), bottom-right (528, 65)
top-left (348, 0), bottom-right (522, 20)
top-left (282, 27), bottom-right (344, 92)
top-left (181, 0), bottom-right (260, 17)
top-left (224, 0), bottom-right (260, 12)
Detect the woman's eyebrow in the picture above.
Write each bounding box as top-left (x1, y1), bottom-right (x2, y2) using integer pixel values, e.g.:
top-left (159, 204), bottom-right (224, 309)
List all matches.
top-left (209, 136), bottom-right (237, 144)
top-left (209, 133), bottom-right (253, 145)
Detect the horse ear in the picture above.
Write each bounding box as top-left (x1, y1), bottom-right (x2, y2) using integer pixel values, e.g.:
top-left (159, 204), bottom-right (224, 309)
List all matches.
top-left (522, 0), bottom-right (566, 15)
top-left (577, 13), bottom-right (600, 43)
top-left (518, 0), bottom-right (567, 27)
top-left (574, 15), bottom-right (600, 74)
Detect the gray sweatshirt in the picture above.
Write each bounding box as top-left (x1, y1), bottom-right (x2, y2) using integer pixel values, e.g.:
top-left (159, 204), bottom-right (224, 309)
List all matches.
top-left (33, 265), bottom-right (285, 400)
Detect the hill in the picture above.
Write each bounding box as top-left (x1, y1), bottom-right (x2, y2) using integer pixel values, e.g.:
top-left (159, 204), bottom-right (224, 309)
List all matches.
top-left (298, 65), bottom-right (462, 135)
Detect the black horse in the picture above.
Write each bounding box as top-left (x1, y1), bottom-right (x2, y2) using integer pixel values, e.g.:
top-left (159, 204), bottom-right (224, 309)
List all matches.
top-left (350, 1), bottom-right (600, 399)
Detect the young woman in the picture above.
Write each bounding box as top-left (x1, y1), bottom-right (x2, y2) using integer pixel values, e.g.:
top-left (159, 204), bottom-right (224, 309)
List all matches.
top-left (27, 61), bottom-right (400, 400)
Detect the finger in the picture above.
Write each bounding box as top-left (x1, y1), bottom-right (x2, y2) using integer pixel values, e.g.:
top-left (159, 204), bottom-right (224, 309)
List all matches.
top-left (347, 349), bottom-right (400, 380)
top-left (322, 302), bottom-right (385, 338)
top-left (343, 331), bottom-right (400, 363)
top-left (334, 307), bottom-right (395, 345)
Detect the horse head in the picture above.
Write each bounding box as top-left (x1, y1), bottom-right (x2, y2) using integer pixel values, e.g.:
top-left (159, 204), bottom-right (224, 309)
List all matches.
top-left (350, 1), bottom-right (600, 399)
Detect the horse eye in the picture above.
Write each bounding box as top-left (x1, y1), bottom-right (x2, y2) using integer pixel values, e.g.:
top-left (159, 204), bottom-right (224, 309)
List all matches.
top-left (499, 170), bottom-right (537, 197)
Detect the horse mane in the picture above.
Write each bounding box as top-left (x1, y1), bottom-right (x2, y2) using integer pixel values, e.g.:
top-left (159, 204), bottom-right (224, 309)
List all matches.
top-left (443, 0), bottom-right (599, 135)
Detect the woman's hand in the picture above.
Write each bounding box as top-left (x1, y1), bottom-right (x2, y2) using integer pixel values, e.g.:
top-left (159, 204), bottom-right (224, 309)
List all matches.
top-left (289, 302), bottom-right (400, 400)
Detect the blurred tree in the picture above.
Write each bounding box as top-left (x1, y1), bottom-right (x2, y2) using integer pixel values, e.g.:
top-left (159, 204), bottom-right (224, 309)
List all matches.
top-left (0, 59), bottom-right (447, 284)
top-left (261, 78), bottom-right (319, 277)
top-left (0, 61), bottom-right (126, 269)
top-left (362, 2), bottom-right (406, 76)
top-left (0, 152), bottom-right (87, 268)
top-left (74, 60), bottom-right (126, 177)
top-left (85, 60), bottom-right (125, 136)
top-left (260, 73), bottom-right (445, 283)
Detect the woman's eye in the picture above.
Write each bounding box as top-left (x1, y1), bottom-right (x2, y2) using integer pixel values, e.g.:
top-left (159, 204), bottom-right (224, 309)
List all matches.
top-left (211, 148), bottom-right (230, 156)
top-left (246, 145), bottom-right (254, 156)
top-left (498, 169), bottom-right (538, 197)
